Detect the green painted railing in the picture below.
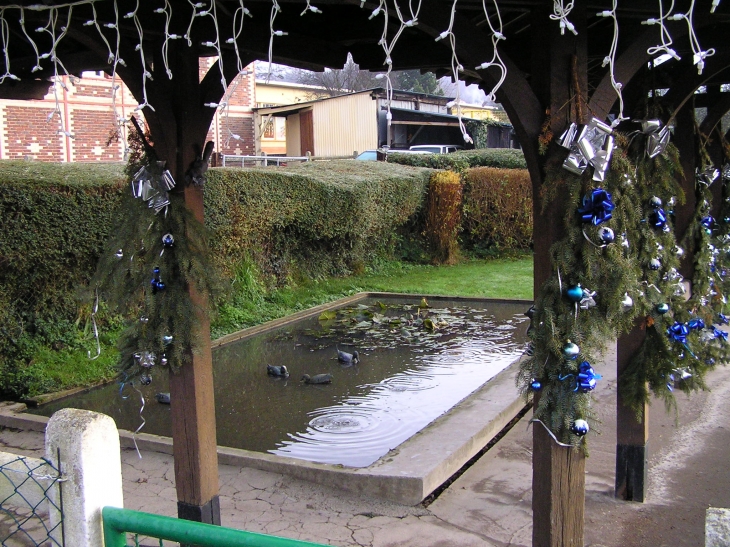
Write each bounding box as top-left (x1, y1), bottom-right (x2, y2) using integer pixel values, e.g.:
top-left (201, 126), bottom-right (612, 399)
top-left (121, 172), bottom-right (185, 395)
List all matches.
top-left (102, 506), bottom-right (330, 547)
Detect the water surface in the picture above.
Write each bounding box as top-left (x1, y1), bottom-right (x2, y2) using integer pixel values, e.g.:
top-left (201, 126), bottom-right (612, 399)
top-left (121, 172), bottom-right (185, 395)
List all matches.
top-left (30, 296), bottom-right (529, 467)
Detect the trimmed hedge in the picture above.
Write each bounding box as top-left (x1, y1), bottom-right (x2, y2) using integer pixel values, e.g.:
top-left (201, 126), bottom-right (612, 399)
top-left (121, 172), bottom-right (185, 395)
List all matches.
top-left (387, 148), bottom-right (527, 171)
top-left (461, 167), bottom-right (533, 251)
top-left (205, 160), bottom-right (431, 281)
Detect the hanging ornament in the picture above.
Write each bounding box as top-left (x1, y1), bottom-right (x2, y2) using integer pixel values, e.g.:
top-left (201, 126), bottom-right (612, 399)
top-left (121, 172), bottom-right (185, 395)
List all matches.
top-left (663, 268), bottom-right (682, 281)
top-left (649, 258), bottom-right (662, 271)
top-left (598, 226), bottom-right (615, 244)
top-left (696, 165), bottom-right (720, 186)
top-left (579, 288), bottom-right (597, 310)
top-left (566, 284), bottom-right (584, 302)
top-left (160, 354), bottom-right (169, 366)
top-left (576, 361), bottom-right (601, 392)
top-left (134, 351), bottom-right (156, 368)
top-left (162, 335), bottom-right (174, 346)
top-left (577, 188), bottom-right (615, 225)
top-left (140, 316), bottom-right (149, 324)
top-left (151, 267), bottom-right (165, 294)
top-left (570, 419), bottom-right (589, 437)
top-left (621, 293), bottom-right (634, 310)
top-left (641, 119), bottom-right (671, 158)
top-left (562, 340), bottom-right (580, 360)
top-left (674, 245), bottom-right (684, 257)
top-left (688, 318), bottom-right (706, 330)
top-left (701, 216), bottom-right (714, 234)
top-left (649, 196), bottom-right (662, 209)
top-left (667, 322), bottom-right (689, 344)
top-left (140, 373), bottom-right (153, 386)
top-left (656, 303), bottom-right (670, 314)
top-left (162, 233), bottom-right (175, 247)
top-left (649, 208), bottom-right (668, 231)
top-left (621, 233), bottom-right (630, 249)
top-left (115, 249), bottom-right (124, 259)
top-left (530, 379), bottom-right (542, 391)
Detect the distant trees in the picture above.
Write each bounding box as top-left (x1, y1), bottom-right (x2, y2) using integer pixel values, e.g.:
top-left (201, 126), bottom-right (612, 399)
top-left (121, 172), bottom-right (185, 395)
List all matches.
top-left (272, 53), bottom-right (445, 98)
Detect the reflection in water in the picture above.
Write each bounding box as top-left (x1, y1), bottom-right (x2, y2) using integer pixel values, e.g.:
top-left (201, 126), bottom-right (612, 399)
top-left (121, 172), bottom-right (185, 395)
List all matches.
top-left (30, 297), bottom-right (529, 468)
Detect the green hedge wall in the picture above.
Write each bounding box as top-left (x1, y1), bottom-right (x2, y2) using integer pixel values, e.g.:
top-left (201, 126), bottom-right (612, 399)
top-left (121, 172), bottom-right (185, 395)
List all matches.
top-left (387, 148), bottom-right (527, 171)
top-left (204, 160), bottom-right (430, 281)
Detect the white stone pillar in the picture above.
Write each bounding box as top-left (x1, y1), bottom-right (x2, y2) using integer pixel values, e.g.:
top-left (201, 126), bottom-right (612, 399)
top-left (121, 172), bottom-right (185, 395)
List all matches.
top-left (45, 408), bottom-right (124, 547)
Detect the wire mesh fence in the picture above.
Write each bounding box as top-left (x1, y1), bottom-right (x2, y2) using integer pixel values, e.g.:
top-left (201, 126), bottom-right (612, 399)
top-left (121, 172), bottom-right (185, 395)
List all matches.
top-left (0, 452), bottom-right (64, 547)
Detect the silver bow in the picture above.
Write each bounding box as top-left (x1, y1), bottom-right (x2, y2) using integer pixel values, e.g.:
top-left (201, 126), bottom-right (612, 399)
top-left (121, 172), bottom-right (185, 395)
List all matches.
top-left (697, 165), bottom-right (720, 186)
top-left (723, 163), bottom-right (730, 181)
top-left (131, 161), bottom-right (176, 214)
top-left (559, 118), bottom-right (614, 181)
top-left (642, 119), bottom-right (671, 159)
top-left (579, 288), bottom-right (597, 310)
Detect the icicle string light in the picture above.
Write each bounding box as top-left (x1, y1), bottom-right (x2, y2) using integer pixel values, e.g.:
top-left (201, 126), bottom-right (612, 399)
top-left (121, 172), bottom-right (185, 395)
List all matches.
top-left (597, 0), bottom-right (627, 127)
top-left (266, 0), bottom-right (287, 83)
top-left (643, 0), bottom-right (681, 61)
top-left (668, 0), bottom-right (715, 74)
top-left (222, 0), bottom-right (253, 146)
top-left (476, 0), bottom-right (507, 105)
top-left (550, 1), bottom-right (577, 35)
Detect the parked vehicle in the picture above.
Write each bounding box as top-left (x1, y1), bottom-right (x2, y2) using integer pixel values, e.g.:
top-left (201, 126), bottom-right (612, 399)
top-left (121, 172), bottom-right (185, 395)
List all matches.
top-left (354, 148), bottom-right (433, 160)
top-left (355, 150), bottom-right (378, 160)
top-left (408, 144), bottom-right (463, 154)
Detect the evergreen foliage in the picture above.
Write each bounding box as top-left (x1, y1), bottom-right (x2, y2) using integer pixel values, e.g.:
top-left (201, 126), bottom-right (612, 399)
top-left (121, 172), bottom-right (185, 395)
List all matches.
top-left (518, 133), bottom-right (730, 448)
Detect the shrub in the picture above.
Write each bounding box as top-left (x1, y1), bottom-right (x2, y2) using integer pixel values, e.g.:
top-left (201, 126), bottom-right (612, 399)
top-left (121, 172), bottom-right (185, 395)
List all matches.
top-left (462, 167), bottom-right (533, 252)
top-left (387, 148), bottom-right (527, 171)
top-left (424, 171), bottom-right (462, 264)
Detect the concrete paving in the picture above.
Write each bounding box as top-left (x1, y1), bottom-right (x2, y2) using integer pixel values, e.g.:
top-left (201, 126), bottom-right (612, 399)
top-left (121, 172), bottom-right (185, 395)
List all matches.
top-left (2, 341), bottom-right (730, 546)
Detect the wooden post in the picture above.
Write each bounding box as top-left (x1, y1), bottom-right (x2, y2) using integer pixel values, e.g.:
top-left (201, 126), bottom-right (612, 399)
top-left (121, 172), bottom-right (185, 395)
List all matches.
top-left (530, 4), bottom-right (588, 546)
top-left (615, 325), bottom-right (649, 501)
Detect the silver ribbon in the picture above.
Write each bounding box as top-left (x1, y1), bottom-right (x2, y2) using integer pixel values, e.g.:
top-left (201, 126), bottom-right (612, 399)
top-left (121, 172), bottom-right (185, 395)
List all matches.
top-left (697, 165), bottom-right (720, 186)
top-left (642, 119), bottom-right (671, 159)
top-left (560, 118), bottom-right (615, 180)
top-left (131, 161), bottom-right (176, 214)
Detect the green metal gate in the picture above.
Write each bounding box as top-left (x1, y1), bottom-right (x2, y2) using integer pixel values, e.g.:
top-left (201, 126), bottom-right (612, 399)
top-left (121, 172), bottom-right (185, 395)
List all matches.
top-left (103, 506), bottom-right (330, 547)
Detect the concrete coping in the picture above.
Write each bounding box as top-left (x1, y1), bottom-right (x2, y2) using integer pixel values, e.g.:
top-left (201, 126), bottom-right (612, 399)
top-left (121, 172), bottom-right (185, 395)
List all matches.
top-left (1, 292), bottom-right (531, 506)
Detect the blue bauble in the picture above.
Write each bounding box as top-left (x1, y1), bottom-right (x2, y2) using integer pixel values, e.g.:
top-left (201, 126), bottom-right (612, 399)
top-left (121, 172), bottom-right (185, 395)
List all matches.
top-left (649, 196), bottom-right (662, 209)
top-left (155, 280), bottom-right (166, 291)
top-left (571, 419), bottom-right (589, 436)
top-left (649, 258), bottom-right (661, 271)
top-left (656, 303), bottom-right (670, 314)
top-left (598, 227), bottom-right (615, 244)
top-left (530, 379), bottom-right (542, 391)
top-left (153, 266), bottom-right (160, 275)
top-left (140, 373), bottom-right (152, 386)
top-left (563, 341), bottom-right (580, 360)
top-left (162, 335), bottom-right (173, 346)
top-left (162, 233), bottom-right (175, 247)
top-left (566, 285), bottom-right (584, 302)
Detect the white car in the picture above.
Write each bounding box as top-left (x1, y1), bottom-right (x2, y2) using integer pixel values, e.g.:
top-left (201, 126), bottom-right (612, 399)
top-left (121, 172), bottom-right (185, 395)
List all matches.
top-left (408, 144), bottom-right (463, 154)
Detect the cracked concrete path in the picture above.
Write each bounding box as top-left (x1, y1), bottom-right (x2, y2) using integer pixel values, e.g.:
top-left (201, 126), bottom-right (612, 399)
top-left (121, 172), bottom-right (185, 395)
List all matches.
top-left (2, 341), bottom-right (730, 546)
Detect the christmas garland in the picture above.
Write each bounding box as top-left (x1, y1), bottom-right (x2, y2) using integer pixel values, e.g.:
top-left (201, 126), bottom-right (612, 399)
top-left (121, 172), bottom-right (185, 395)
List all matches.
top-left (518, 120), bottom-right (730, 448)
top-left (90, 132), bottom-right (222, 386)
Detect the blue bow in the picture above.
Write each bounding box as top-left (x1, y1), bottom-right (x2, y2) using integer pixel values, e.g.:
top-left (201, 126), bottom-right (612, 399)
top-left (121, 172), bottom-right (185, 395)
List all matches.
top-left (718, 314), bottom-right (729, 325)
top-left (578, 189), bottom-right (615, 225)
top-left (701, 216), bottom-right (714, 229)
top-left (713, 327), bottom-right (728, 342)
top-left (667, 322), bottom-right (689, 344)
top-left (559, 361), bottom-right (602, 392)
top-left (687, 318), bottom-right (706, 330)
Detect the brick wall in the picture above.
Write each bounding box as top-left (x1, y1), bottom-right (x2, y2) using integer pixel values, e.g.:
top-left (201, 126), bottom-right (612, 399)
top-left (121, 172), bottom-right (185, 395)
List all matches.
top-left (71, 109), bottom-right (122, 162)
top-left (3, 106), bottom-right (64, 160)
top-left (0, 61), bottom-right (256, 163)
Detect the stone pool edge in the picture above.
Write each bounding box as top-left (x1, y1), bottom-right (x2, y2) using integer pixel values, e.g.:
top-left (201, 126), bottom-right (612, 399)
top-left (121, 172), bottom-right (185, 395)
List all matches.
top-left (2, 292), bottom-right (532, 506)
top-left (0, 356), bottom-right (528, 506)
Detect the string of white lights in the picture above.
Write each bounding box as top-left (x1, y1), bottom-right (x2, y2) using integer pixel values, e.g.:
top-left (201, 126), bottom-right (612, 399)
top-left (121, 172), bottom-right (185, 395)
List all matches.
top-left (18, 7), bottom-right (45, 74)
top-left (199, 0), bottom-right (229, 109)
top-left (436, 0), bottom-right (472, 143)
top-left (597, 0), bottom-right (627, 128)
top-left (300, 0), bottom-right (322, 16)
top-left (155, 1), bottom-right (180, 80)
top-left (0, 10), bottom-right (19, 83)
top-left (550, 1), bottom-right (577, 35)
top-left (126, 0), bottom-right (154, 112)
top-left (642, 0), bottom-right (681, 62)
top-left (185, 0), bottom-right (205, 47)
top-left (668, 0), bottom-right (715, 74)
top-left (36, 6), bottom-right (75, 137)
top-left (367, 0), bottom-right (421, 135)
top-left (476, 0), bottom-right (507, 105)
top-left (266, 0), bottom-right (287, 83)
top-left (711, 0), bottom-right (721, 13)
top-left (222, 0), bottom-right (253, 146)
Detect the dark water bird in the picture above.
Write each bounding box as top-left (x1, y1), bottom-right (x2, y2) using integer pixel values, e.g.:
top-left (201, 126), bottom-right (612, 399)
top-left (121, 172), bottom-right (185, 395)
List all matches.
top-left (337, 347), bottom-right (360, 365)
top-left (155, 392), bottom-right (171, 404)
top-left (301, 373), bottom-right (333, 384)
top-left (267, 365), bottom-right (290, 378)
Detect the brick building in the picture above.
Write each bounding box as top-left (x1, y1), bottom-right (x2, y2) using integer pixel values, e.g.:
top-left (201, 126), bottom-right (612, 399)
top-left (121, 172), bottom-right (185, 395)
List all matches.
top-left (0, 59), bottom-right (258, 162)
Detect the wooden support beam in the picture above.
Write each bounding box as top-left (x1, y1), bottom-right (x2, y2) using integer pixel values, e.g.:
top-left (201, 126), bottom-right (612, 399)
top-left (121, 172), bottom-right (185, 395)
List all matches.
top-left (615, 325), bottom-right (649, 501)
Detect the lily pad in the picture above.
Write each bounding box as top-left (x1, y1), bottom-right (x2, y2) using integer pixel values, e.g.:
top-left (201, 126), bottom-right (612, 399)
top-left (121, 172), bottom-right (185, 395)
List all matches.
top-left (319, 310), bottom-right (337, 321)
